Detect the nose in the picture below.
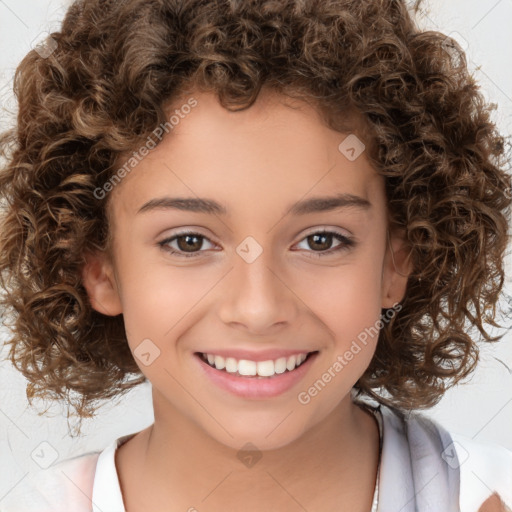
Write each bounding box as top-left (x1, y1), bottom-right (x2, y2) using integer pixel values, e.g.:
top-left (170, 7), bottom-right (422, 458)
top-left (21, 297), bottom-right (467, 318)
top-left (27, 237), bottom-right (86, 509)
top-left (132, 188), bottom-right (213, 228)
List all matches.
top-left (216, 240), bottom-right (300, 335)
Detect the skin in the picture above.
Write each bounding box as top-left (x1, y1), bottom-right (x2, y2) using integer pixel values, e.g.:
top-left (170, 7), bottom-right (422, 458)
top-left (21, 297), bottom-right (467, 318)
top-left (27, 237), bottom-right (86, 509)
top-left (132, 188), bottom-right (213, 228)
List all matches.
top-left (82, 88), bottom-right (412, 511)
top-left (478, 494), bottom-right (511, 512)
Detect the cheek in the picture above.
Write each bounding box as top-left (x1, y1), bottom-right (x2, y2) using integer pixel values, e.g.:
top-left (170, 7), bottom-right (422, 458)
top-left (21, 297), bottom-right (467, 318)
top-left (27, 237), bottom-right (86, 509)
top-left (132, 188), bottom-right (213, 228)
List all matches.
top-left (121, 271), bottom-right (208, 343)
top-left (305, 256), bottom-right (384, 340)
top-left (112, 243), bottom-right (209, 348)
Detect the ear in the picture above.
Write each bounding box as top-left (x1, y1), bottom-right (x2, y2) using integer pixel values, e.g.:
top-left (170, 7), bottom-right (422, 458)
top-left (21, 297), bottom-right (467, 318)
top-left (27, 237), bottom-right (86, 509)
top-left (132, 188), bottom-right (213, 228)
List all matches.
top-left (381, 227), bottom-right (413, 309)
top-left (81, 250), bottom-right (123, 316)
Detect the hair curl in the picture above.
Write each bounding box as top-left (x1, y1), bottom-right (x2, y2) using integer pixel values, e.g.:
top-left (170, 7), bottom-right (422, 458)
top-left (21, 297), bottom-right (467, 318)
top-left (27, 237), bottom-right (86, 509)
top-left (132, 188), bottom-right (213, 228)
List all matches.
top-left (1, 0), bottom-right (511, 427)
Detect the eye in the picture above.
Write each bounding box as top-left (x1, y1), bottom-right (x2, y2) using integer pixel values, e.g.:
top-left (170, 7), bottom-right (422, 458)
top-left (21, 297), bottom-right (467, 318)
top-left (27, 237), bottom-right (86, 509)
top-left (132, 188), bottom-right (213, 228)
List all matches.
top-left (158, 231), bottom-right (216, 258)
top-left (157, 229), bottom-right (356, 259)
top-left (294, 229), bottom-right (356, 257)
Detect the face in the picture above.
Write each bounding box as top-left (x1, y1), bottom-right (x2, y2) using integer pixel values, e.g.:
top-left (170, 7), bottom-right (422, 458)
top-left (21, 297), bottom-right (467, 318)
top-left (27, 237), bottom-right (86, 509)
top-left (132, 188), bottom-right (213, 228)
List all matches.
top-left (83, 88), bottom-right (410, 451)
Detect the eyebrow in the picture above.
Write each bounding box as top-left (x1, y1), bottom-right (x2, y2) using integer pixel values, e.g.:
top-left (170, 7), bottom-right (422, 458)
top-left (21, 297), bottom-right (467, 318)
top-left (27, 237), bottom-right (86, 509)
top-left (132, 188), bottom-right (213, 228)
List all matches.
top-left (137, 193), bottom-right (372, 216)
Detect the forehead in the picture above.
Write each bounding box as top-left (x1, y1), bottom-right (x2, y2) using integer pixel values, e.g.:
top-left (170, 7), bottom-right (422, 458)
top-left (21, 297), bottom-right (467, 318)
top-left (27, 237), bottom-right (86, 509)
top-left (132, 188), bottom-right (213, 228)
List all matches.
top-left (108, 89), bottom-right (384, 220)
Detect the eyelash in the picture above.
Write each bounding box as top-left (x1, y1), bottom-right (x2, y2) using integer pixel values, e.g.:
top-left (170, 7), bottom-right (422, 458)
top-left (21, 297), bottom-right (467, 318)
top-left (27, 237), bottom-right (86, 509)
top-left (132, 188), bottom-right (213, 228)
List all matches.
top-left (157, 229), bottom-right (356, 259)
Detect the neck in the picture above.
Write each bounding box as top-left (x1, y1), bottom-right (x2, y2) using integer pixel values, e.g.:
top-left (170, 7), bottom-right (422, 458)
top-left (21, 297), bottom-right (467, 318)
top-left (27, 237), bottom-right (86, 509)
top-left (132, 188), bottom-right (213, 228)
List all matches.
top-left (116, 393), bottom-right (380, 511)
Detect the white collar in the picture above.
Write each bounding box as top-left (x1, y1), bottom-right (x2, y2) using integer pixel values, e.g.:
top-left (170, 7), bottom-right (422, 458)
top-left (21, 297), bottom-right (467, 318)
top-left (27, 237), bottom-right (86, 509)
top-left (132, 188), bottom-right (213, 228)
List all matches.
top-left (92, 432), bottom-right (134, 512)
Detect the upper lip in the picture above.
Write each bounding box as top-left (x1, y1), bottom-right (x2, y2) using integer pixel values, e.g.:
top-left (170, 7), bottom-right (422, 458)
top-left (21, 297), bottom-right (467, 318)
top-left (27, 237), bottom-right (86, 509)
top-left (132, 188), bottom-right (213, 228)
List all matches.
top-left (195, 349), bottom-right (318, 362)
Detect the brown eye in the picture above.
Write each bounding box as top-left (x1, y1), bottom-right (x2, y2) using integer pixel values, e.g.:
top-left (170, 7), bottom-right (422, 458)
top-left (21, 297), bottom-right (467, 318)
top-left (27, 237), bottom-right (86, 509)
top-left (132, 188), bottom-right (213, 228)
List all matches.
top-left (158, 232), bottom-right (215, 258)
top-left (307, 233), bottom-right (335, 251)
top-left (295, 230), bottom-right (355, 257)
top-left (176, 234), bottom-right (204, 252)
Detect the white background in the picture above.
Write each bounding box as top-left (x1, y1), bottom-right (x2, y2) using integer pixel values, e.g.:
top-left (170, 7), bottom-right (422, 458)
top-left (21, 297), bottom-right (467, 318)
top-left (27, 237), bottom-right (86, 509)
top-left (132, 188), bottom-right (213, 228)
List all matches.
top-left (0, 0), bottom-right (511, 504)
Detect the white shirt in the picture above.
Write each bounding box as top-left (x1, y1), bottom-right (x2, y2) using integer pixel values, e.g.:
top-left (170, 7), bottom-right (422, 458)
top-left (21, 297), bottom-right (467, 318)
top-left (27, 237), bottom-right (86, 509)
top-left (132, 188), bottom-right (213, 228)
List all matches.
top-left (2, 400), bottom-right (511, 512)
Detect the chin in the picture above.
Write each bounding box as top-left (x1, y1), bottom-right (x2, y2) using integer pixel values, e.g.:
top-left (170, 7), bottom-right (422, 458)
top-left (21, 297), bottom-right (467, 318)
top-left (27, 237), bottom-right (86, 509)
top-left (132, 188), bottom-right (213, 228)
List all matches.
top-left (201, 413), bottom-right (312, 453)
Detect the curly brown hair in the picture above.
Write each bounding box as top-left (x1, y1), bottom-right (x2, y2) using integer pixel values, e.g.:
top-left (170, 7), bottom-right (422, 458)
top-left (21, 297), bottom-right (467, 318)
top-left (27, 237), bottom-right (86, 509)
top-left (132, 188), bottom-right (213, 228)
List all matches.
top-left (0, 0), bottom-right (511, 427)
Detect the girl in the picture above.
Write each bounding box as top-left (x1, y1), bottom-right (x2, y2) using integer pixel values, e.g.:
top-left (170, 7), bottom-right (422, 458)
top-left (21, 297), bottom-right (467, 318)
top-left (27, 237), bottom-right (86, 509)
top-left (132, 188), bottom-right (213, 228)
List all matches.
top-left (0, 0), bottom-right (511, 510)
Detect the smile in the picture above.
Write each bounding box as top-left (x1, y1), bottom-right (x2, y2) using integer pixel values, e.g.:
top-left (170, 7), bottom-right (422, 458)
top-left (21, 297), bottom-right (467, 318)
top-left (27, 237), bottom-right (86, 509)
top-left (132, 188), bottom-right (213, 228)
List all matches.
top-left (194, 350), bottom-right (320, 399)
top-left (199, 351), bottom-right (314, 378)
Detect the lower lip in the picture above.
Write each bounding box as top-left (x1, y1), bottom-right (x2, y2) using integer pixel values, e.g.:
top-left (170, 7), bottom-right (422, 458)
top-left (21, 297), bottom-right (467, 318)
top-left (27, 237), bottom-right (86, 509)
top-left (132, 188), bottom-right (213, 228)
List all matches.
top-left (194, 352), bottom-right (319, 399)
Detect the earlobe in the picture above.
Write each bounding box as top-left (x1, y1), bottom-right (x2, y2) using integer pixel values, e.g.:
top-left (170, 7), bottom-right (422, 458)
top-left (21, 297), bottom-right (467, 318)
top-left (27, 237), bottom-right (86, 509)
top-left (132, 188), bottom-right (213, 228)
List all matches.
top-left (81, 250), bottom-right (123, 316)
top-left (381, 228), bottom-right (413, 309)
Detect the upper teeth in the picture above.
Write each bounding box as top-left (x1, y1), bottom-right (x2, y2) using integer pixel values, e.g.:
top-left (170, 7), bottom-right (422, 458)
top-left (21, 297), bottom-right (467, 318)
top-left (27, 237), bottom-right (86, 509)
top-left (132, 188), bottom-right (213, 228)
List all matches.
top-left (202, 353), bottom-right (309, 377)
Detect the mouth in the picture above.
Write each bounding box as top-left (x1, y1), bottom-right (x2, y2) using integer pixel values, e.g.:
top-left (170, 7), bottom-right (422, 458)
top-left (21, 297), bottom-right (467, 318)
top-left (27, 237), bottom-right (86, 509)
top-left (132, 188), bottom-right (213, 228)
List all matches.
top-left (195, 351), bottom-right (318, 378)
top-left (194, 350), bottom-right (320, 398)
